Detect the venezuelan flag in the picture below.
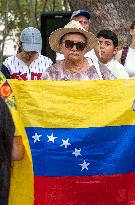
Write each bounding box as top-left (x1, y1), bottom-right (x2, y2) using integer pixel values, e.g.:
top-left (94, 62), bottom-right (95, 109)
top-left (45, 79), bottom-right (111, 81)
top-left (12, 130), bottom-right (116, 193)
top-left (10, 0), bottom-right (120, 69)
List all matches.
top-left (9, 79), bottom-right (135, 205)
top-left (0, 73), bottom-right (34, 205)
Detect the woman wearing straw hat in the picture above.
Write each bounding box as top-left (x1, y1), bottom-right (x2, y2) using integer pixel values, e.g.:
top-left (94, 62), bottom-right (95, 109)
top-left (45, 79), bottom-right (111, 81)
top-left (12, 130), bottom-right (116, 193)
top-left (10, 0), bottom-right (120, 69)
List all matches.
top-left (42, 20), bottom-right (115, 80)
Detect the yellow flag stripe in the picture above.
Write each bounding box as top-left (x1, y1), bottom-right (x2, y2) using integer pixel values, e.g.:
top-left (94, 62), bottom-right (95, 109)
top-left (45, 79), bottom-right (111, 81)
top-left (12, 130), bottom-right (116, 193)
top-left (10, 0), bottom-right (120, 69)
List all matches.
top-left (9, 79), bottom-right (135, 128)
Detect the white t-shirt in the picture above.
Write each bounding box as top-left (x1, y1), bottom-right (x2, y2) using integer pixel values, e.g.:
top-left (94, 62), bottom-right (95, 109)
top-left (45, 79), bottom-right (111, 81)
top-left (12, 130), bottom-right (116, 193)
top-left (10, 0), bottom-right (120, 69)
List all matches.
top-left (2, 54), bottom-right (53, 80)
top-left (105, 59), bottom-right (129, 79)
top-left (124, 47), bottom-right (135, 78)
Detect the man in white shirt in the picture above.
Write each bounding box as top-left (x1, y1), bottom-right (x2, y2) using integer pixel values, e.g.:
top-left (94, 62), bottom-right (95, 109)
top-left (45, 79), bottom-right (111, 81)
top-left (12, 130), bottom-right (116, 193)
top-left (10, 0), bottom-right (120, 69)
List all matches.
top-left (1, 27), bottom-right (53, 80)
top-left (115, 20), bottom-right (135, 78)
top-left (96, 29), bottom-right (129, 79)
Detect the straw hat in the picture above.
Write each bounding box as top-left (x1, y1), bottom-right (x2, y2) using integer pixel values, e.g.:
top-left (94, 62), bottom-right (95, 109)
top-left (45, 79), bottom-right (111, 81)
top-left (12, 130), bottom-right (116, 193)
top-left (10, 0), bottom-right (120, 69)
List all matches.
top-left (49, 20), bottom-right (98, 53)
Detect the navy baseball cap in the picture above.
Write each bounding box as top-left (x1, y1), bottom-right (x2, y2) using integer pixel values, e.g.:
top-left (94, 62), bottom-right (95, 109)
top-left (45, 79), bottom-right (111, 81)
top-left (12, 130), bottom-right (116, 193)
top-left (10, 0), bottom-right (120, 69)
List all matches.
top-left (71, 9), bottom-right (92, 20)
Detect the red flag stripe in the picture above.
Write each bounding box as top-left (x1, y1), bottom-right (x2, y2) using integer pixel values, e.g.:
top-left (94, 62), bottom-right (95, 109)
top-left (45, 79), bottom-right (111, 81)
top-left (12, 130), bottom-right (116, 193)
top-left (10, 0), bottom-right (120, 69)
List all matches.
top-left (34, 172), bottom-right (135, 205)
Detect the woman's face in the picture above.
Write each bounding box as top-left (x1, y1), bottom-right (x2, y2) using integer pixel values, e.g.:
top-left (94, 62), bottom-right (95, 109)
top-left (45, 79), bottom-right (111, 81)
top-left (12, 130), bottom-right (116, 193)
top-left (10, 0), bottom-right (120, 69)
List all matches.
top-left (21, 50), bottom-right (38, 61)
top-left (59, 33), bottom-right (87, 62)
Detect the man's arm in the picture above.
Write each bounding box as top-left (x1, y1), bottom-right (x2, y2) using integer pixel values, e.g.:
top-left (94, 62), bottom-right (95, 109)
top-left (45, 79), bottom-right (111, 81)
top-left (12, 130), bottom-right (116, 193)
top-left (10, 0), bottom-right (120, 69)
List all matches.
top-left (1, 64), bottom-right (10, 79)
top-left (12, 136), bottom-right (25, 161)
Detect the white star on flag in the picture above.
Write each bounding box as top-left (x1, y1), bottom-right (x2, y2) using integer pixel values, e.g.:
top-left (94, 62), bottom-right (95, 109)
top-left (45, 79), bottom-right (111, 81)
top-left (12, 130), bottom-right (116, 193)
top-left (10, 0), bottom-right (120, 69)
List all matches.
top-left (60, 138), bottom-right (71, 148)
top-left (47, 133), bottom-right (57, 143)
top-left (79, 160), bottom-right (90, 171)
top-left (72, 148), bottom-right (82, 157)
top-left (32, 133), bottom-right (42, 143)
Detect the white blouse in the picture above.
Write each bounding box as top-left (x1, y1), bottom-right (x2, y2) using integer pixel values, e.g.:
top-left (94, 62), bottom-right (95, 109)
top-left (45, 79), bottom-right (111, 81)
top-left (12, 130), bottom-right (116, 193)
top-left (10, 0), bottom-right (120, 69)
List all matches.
top-left (124, 47), bottom-right (135, 78)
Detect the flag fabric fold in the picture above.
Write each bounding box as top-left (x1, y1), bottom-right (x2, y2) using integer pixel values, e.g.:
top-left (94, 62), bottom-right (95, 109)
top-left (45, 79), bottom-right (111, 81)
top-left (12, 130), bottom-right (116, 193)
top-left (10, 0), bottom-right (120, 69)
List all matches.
top-left (9, 79), bottom-right (135, 205)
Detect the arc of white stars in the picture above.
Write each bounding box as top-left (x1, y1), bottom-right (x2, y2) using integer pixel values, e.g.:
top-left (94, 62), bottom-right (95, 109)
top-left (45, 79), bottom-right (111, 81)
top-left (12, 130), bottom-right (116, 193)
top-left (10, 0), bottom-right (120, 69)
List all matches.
top-left (32, 133), bottom-right (42, 143)
top-left (60, 138), bottom-right (71, 148)
top-left (47, 133), bottom-right (57, 143)
top-left (72, 148), bottom-right (82, 157)
top-left (79, 160), bottom-right (90, 171)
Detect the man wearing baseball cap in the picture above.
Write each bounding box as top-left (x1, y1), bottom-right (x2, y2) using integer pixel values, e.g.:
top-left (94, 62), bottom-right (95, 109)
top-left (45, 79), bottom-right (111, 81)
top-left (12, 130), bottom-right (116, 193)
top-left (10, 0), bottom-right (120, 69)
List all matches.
top-left (70, 9), bottom-right (92, 31)
top-left (1, 27), bottom-right (53, 80)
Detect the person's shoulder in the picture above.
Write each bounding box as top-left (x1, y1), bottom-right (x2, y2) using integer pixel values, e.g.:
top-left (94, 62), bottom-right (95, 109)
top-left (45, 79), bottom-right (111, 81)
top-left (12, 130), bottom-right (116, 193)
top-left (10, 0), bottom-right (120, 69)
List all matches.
top-left (85, 49), bottom-right (96, 58)
top-left (4, 55), bottom-right (15, 60)
top-left (115, 49), bottom-right (123, 62)
top-left (42, 61), bottom-right (63, 80)
top-left (47, 60), bottom-right (63, 71)
top-left (111, 59), bottom-right (124, 68)
top-left (109, 59), bottom-right (129, 79)
top-left (98, 61), bottom-right (116, 80)
top-left (56, 52), bottom-right (64, 61)
top-left (39, 54), bottom-right (53, 62)
top-left (39, 54), bottom-right (53, 68)
top-left (3, 55), bottom-right (16, 65)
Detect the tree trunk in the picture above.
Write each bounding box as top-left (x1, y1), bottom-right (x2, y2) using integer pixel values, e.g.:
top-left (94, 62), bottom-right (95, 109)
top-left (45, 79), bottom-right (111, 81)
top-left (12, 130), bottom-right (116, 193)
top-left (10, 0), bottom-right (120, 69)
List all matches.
top-left (34, 0), bottom-right (39, 28)
top-left (68, 0), bottom-right (135, 47)
top-left (1, 33), bottom-right (7, 65)
top-left (63, 0), bottom-right (70, 11)
top-left (42, 0), bottom-right (48, 12)
top-left (15, 0), bottom-right (26, 28)
top-left (29, 0), bottom-right (36, 26)
top-left (0, 0), bottom-right (9, 65)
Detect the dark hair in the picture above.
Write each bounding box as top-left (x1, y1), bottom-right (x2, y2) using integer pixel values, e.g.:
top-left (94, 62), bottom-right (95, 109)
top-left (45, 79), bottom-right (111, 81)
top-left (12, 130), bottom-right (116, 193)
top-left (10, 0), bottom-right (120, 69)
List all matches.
top-left (0, 97), bottom-right (15, 205)
top-left (130, 20), bottom-right (135, 29)
top-left (17, 41), bottom-right (23, 54)
top-left (60, 32), bottom-right (87, 44)
top-left (97, 29), bottom-right (118, 47)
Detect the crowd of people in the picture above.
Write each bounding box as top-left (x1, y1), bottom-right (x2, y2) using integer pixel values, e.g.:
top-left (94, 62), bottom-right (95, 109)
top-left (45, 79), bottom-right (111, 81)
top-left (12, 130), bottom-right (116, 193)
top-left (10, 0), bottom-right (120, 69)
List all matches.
top-left (1, 27), bottom-right (53, 80)
top-left (1, 9), bottom-right (135, 81)
top-left (42, 20), bottom-right (114, 80)
top-left (0, 9), bottom-right (135, 205)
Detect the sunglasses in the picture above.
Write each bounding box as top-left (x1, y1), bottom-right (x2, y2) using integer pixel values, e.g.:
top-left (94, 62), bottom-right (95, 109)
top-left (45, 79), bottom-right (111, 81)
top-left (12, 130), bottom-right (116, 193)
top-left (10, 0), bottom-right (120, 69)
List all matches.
top-left (61, 40), bottom-right (86, 51)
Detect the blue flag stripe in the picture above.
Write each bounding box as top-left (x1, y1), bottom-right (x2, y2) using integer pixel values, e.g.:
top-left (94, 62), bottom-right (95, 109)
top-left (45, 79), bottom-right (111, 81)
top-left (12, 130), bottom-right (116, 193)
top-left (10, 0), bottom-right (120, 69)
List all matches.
top-left (26, 125), bottom-right (135, 176)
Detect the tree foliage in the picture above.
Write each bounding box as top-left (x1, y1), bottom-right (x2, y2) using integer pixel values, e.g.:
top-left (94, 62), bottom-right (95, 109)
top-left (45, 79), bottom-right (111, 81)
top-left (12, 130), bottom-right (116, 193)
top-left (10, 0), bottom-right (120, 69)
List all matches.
top-left (0, 0), bottom-right (70, 62)
top-left (0, 0), bottom-right (134, 62)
